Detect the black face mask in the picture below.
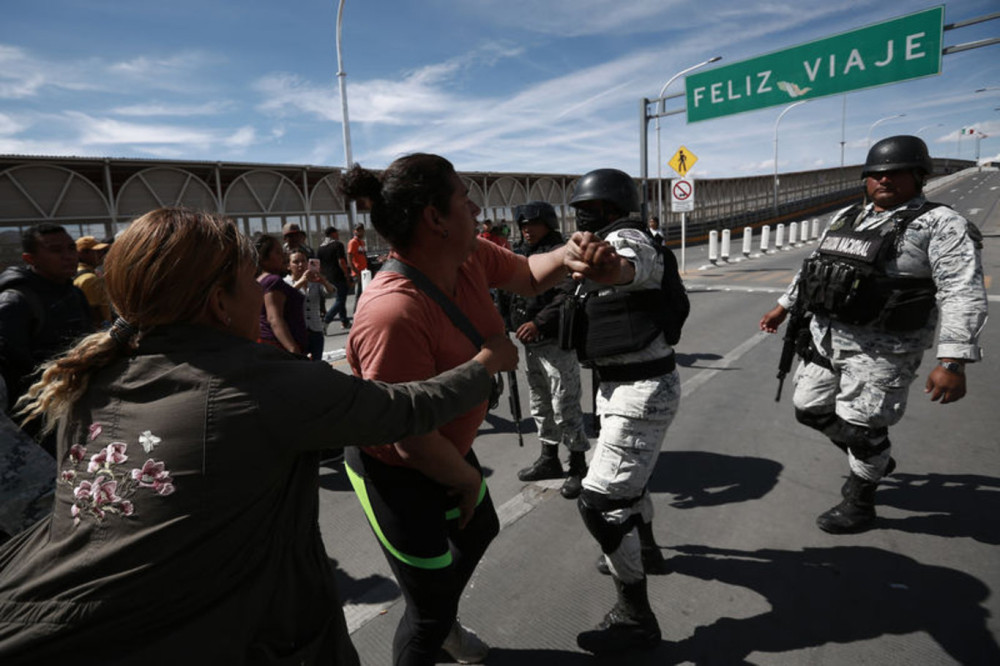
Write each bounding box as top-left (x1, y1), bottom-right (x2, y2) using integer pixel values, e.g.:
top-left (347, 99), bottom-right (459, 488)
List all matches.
top-left (575, 207), bottom-right (607, 233)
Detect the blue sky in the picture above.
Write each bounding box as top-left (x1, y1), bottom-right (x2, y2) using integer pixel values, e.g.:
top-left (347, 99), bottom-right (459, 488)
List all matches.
top-left (1, 1), bottom-right (997, 178)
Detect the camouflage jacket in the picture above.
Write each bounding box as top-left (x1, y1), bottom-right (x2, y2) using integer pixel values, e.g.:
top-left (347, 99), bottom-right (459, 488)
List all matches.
top-left (778, 195), bottom-right (988, 360)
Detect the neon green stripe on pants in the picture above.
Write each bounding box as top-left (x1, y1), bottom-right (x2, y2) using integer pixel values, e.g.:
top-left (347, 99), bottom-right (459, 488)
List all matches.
top-left (345, 461), bottom-right (487, 570)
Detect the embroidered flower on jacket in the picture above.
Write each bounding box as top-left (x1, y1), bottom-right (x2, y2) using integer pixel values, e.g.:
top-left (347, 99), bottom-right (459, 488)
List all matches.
top-left (61, 428), bottom-right (175, 526)
top-left (69, 444), bottom-right (87, 463)
top-left (88, 442), bottom-right (128, 474)
top-left (139, 430), bottom-right (161, 453)
top-left (132, 459), bottom-right (175, 495)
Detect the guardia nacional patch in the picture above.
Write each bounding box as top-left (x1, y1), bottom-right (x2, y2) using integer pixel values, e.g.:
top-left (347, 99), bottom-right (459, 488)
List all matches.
top-left (617, 228), bottom-right (648, 243)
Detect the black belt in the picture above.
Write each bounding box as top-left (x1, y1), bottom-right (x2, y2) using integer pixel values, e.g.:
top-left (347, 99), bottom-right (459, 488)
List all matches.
top-left (595, 353), bottom-right (676, 383)
top-left (802, 340), bottom-right (834, 371)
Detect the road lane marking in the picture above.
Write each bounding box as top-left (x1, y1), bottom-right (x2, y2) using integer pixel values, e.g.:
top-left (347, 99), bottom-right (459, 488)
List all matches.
top-left (680, 331), bottom-right (771, 398)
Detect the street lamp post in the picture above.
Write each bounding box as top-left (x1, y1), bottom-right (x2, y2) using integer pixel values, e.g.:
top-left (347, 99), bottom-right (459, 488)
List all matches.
top-left (654, 56), bottom-right (721, 222)
top-left (773, 101), bottom-right (807, 217)
top-left (915, 123), bottom-right (944, 135)
top-left (336, 0), bottom-right (357, 228)
top-left (866, 113), bottom-right (906, 149)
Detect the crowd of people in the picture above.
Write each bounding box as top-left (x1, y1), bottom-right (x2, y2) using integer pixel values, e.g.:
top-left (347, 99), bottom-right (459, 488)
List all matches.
top-left (0, 136), bottom-right (989, 664)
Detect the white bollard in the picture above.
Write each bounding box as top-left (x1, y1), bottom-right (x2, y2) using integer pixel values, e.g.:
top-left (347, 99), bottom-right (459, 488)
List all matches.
top-left (760, 226), bottom-right (771, 253)
top-left (708, 230), bottom-right (719, 264)
top-left (775, 223), bottom-right (785, 250)
top-left (811, 218), bottom-right (821, 240)
top-left (361, 268), bottom-right (372, 291)
top-left (720, 229), bottom-right (731, 261)
top-left (788, 221), bottom-right (798, 246)
top-left (742, 227), bottom-right (753, 257)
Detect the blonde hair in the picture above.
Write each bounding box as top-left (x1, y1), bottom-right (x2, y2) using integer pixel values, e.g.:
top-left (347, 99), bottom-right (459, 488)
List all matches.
top-left (17, 207), bottom-right (256, 433)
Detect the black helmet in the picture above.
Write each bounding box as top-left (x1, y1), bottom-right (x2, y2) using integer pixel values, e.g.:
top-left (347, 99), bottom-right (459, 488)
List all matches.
top-left (569, 169), bottom-right (640, 215)
top-left (862, 135), bottom-right (933, 177)
top-left (514, 201), bottom-right (558, 230)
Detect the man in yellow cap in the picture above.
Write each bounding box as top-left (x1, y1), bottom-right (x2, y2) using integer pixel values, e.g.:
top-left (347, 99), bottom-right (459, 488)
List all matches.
top-left (74, 235), bottom-right (110, 328)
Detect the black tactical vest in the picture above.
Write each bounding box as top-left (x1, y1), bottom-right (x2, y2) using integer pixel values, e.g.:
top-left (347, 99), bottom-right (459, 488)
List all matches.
top-left (800, 202), bottom-right (939, 331)
top-left (563, 219), bottom-right (688, 362)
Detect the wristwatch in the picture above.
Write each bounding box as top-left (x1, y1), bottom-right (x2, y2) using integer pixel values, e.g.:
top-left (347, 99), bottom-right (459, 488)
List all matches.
top-left (939, 360), bottom-right (965, 375)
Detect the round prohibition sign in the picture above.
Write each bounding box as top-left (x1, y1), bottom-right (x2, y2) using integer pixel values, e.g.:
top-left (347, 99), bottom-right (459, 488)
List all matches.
top-left (672, 179), bottom-right (693, 200)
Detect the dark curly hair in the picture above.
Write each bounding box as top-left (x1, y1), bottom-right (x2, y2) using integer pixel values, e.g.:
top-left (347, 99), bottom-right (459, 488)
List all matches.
top-left (338, 153), bottom-right (457, 250)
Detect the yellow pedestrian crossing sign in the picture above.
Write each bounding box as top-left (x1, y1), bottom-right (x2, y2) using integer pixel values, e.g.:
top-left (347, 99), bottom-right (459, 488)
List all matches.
top-left (669, 146), bottom-right (697, 177)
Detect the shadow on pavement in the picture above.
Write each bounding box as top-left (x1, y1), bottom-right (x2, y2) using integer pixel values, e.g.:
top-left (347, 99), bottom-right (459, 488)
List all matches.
top-left (318, 464), bottom-right (352, 492)
top-left (329, 557), bottom-right (398, 605)
top-left (482, 644), bottom-right (672, 665)
top-left (666, 544), bottom-right (1000, 665)
top-left (675, 352), bottom-right (724, 369)
top-left (482, 411), bottom-right (531, 436)
top-left (878, 472), bottom-right (1000, 544)
top-left (649, 451), bottom-right (783, 509)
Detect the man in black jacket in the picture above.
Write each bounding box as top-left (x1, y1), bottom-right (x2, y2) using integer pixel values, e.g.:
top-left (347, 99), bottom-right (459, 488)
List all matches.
top-left (0, 223), bottom-right (92, 541)
top-left (506, 202), bottom-right (591, 499)
top-left (0, 224), bottom-right (93, 419)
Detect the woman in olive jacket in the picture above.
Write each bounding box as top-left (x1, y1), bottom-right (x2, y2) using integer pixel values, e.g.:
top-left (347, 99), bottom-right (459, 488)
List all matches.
top-left (0, 207), bottom-right (516, 665)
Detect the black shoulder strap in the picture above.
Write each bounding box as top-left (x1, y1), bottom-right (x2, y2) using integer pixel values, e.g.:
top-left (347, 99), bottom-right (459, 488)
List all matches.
top-left (895, 201), bottom-right (941, 229)
top-left (381, 258), bottom-right (484, 347)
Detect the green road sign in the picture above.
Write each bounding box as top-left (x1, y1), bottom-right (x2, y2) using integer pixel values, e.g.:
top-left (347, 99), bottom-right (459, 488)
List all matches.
top-left (686, 6), bottom-right (943, 123)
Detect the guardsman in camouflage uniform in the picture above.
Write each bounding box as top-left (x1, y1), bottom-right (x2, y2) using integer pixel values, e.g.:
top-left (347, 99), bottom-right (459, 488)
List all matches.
top-left (760, 135), bottom-right (988, 534)
top-left (567, 169), bottom-right (680, 654)
top-left (507, 201), bottom-right (591, 499)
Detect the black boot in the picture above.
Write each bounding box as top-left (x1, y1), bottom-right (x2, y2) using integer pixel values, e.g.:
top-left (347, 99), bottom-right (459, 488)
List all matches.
top-left (577, 577), bottom-right (661, 654)
top-left (560, 451), bottom-right (587, 499)
top-left (517, 444), bottom-right (563, 482)
top-left (841, 456), bottom-right (895, 497)
top-left (596, 522), bottom-right (669, 575)
top-left (818, 473), bottom-right (877, 534)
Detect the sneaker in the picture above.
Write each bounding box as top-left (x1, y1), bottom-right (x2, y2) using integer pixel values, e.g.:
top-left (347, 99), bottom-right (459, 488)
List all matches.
top-left (441, 620), bottom-right (489, 664)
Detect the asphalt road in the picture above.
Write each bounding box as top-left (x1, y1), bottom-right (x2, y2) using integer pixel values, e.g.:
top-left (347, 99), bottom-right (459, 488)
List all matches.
top-left (320, 168), bottom-right (1000, 665)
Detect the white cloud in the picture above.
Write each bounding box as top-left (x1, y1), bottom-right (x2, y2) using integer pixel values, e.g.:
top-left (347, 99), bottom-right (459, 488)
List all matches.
top-left (453, 0), bottom-right (866, 37)
top-left (111, 101), bottom-right (232, 117)
top-left (254, 40), bottom-right (527, 128)
top-left (0, 112), bottom-right (28, 136)
top-left (67, 112), bottom-right (218, 145)
top-left (224, 126), bottom-right (256, 148)
top-left (107, 51), bottom-right (217, 87)
top-left (0, 44), bottom-right (62, 98)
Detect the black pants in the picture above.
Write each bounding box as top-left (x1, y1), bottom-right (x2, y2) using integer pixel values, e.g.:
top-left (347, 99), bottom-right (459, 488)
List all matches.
top-left (345, 447), bottom-right (499, 666)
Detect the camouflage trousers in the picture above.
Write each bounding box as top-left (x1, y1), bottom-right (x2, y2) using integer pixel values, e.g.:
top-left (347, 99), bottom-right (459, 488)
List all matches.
top-left (0, 410), bottom-right (55, 538)
top-left (523, 340), bottom-right (589, 452)
top-left (793, 347), bottom-right (924, 481)
top-left (582, 369), bottom-right (681, 583)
